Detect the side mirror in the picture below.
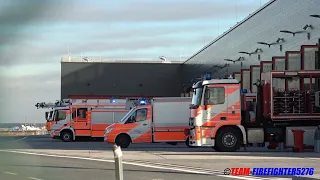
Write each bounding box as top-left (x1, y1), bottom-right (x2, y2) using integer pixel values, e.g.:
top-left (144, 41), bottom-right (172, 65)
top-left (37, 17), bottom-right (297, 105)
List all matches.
top-left (45, 112), bottom-right (49, 119)
top-left (55, 112), bottom-right (59, 121)
top-left (315, 91), bottom-right (320, 107)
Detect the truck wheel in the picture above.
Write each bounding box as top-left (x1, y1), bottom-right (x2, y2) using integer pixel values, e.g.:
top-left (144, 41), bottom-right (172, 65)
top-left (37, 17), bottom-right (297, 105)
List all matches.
top-left (61, 131), bottom-right (73, 142)
top-left (115, 134), bottom-right (131, 148)
top-left (185, 138), bottom-right (197, 148)
top-left (215, 127), bottom-right (240, 152)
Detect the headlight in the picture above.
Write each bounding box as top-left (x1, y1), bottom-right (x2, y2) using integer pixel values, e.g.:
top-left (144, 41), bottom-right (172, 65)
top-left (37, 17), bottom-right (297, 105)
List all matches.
top-left (104, 127), bottom-right (113, 134)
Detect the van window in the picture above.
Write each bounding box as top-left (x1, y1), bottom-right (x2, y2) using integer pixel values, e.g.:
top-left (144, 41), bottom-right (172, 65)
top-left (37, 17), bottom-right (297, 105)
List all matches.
top-left (135, 108), bottom-right (147, 122)
top-left (205, 87), bottom-right (225, 105)
top-left (126, 108), bottom-right (148, 124)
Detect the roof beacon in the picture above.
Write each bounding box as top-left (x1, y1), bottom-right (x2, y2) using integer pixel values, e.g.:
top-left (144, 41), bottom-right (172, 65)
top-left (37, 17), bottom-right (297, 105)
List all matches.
top-left (139, 99), bottom-right (146, 105)
top-left (203, 73), bottom-right (212, 80)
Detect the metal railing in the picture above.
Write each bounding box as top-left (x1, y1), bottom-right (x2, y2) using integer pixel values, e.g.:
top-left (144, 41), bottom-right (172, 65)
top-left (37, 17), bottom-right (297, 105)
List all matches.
top-left (61, 56), bottom-right (187, 64)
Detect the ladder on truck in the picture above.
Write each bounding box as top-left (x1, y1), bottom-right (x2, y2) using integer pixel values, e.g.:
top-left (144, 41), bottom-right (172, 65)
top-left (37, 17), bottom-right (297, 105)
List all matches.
top-left (35, 98), bottom-right (151, 110)
top-left (35, 99), bottom-right (71, 109)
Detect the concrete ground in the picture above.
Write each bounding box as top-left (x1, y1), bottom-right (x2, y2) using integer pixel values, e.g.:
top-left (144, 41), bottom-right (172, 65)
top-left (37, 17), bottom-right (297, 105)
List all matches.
top-left (0, 151), bottom-right (229, 180)
top-left (1, 135), bottom-right (320, 180)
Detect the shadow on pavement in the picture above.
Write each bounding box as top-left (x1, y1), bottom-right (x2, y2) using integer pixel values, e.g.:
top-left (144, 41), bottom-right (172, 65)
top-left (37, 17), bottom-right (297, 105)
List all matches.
top-left (1, 135), bottom-right (320, 159)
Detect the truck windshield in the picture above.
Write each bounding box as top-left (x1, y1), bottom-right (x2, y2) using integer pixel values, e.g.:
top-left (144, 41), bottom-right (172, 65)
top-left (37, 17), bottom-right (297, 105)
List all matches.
top-left (191, 88), bottom-right (203, 105)
top-left (118, 108), bottom-right (135, 123)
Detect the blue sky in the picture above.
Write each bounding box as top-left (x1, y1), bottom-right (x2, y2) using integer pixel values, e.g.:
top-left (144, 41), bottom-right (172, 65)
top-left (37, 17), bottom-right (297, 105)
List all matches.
top-left (0, 0), bottom-right (269, 123)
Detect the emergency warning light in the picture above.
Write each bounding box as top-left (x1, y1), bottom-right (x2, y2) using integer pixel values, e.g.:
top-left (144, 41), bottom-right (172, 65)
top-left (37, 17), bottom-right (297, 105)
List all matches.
top-left (202, 72), bottom-right (212, 80)
top-left (241, 89), bottom-right (248, 93)
top-left (139, 99), bottom-right (146, 105)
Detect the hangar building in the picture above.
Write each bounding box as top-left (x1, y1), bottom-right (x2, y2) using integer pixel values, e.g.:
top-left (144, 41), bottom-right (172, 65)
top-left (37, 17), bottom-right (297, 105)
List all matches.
top-left (61, 0), bottom-right (320, 99)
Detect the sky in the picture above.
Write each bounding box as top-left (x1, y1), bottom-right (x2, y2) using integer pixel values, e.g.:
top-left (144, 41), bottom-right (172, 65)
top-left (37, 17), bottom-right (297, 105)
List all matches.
top-left (0, 0), bottom-right (269, 123)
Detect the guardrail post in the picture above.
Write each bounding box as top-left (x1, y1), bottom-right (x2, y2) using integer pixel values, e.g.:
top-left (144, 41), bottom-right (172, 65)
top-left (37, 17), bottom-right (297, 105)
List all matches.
top-left (113, 144), bottom-right (124, 180)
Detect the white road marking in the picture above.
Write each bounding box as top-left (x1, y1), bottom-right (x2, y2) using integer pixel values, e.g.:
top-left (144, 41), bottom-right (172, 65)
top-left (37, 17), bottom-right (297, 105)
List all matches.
top-left (28, 177), bottom-right (44, 180)
top-left (0, 150), bottom-right (289, 180)
top-left (4, 171), bottom-right (17, 175)
top-left (118, 160), bottom-right (284, 180)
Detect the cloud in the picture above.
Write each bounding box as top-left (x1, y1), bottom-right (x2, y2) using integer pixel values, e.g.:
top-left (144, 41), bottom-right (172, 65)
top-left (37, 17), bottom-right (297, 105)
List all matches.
top-left (0, 70), bottom-right (60, 123)
top-left (0, 0), bottom-right (266, 122)
top-left (0, 63), bottom-right (59, 77)
top-left (0, 23), bottom-right (216, 66)
top-left (0, 0), bottom-right (260, 26)
top-left (1, 67), bottom-right (59, 90)
top-left (0, 0), bottom-right (261, 67)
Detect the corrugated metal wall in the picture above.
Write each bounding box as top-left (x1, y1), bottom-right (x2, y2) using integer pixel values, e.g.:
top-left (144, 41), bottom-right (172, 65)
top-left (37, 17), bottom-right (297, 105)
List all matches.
top-left (61, 62), bottom-right (183, 99)
top-left (182, 0), bottom-right (320, 82)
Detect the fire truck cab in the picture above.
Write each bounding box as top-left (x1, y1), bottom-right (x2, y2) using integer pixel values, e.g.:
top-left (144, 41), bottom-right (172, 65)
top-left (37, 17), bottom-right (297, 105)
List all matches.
top-left (188, 77), bottom-right (246, 151)
top-left (35, 101), bottom-right (68, 131)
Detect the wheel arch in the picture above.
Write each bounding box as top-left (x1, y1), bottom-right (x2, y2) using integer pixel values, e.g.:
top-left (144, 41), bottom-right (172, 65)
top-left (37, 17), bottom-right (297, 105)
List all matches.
top-left (215, 125), bottom-right (246, 145)
top-left (60, 127), bottom-right (76, 141)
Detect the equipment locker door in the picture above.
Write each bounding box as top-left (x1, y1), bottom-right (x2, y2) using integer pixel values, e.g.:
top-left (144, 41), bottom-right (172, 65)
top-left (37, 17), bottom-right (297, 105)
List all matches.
top-left (72, 108), bottom-right (91, 136)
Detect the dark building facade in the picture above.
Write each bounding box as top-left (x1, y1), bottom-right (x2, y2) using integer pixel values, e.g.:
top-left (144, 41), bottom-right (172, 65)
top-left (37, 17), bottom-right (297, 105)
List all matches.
top-left (61, 61), bottom-right (184, 99)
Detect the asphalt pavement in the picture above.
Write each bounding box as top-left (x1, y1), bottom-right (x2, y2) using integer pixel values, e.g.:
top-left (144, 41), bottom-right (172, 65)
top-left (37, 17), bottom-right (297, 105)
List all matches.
top-left (0, 150), bottom-right (231, 180)
top-left (1, 135), bottom-right (320, 180)
top-left (0, 135), bottom-right (196, 150)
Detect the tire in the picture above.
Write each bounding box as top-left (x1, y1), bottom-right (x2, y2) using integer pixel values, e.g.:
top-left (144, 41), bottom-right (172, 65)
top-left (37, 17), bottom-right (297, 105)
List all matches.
top-left (61, 130), bottom-right (73, 142)
top-left (214, 127), bottom-right (241, 152)
top-left (185, 138), bottom-right (197, 148)
top-left (115, 134), bottom-right (131, 148)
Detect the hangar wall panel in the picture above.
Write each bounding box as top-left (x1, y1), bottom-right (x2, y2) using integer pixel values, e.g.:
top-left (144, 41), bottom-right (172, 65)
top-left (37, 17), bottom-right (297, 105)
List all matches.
top-left (182, 0), bottom-right (320, 82)
top-left (61, 62), bottom-right (183, 99)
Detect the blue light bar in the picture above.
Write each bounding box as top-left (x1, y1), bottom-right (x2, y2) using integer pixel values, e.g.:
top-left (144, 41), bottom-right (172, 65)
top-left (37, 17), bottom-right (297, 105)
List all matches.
top-left (140, 100), bottom-right (146, 105)
top-left (203, 73), bottom-right (212, 80)
top-left (241, 89), bottom-right (248, 93)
